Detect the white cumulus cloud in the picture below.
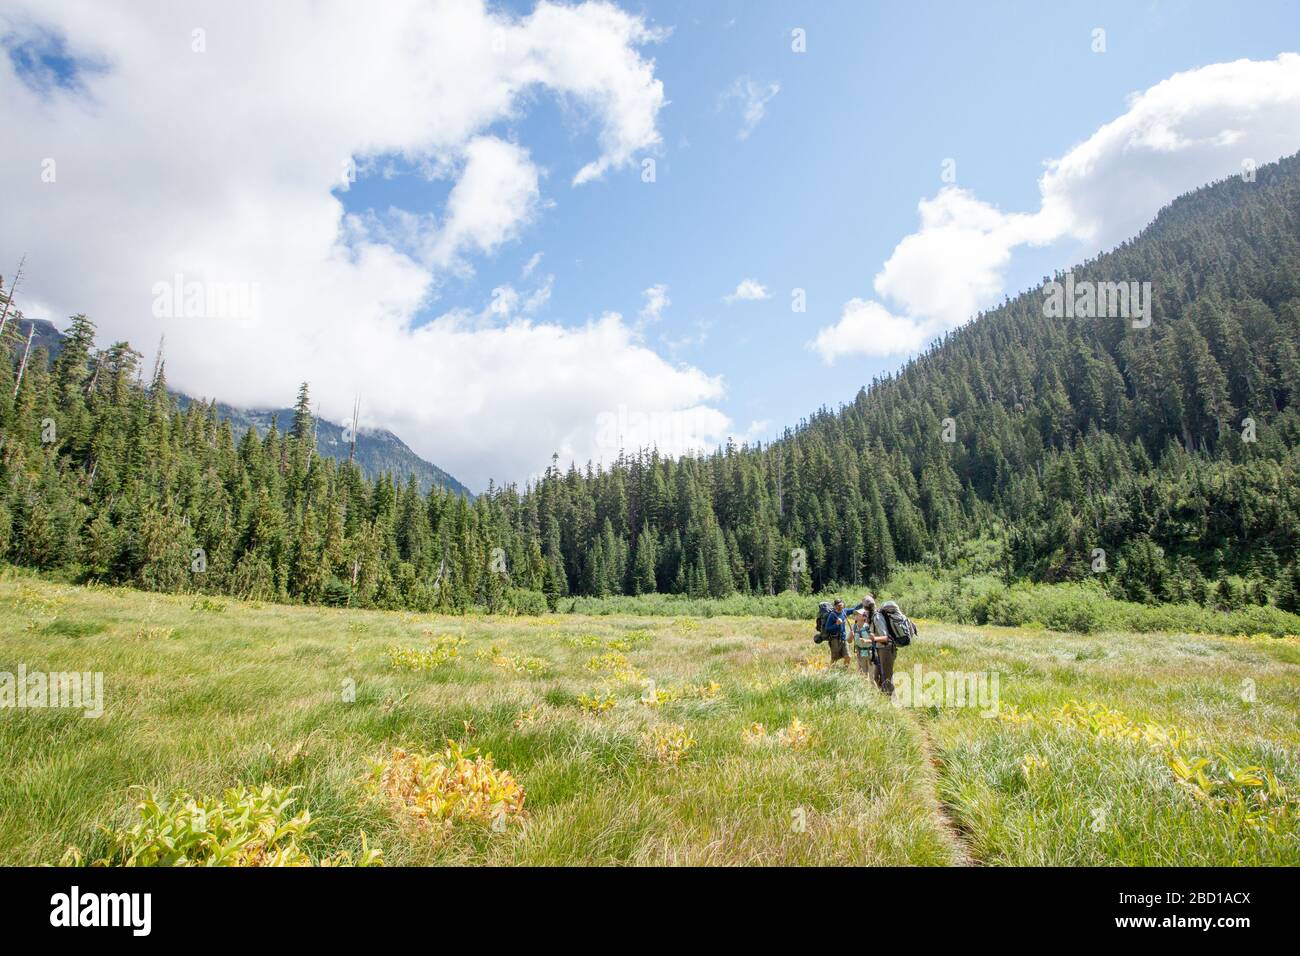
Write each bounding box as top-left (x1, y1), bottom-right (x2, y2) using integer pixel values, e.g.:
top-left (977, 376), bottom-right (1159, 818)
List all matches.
top-left (724, 278), bottom-right (770, 303)
top-left (813, 53), bottom-right (1300, 363)
top-left (0, 0), bottom-right (720, 490)
top-left (810, 298), bottom-right (930, 362)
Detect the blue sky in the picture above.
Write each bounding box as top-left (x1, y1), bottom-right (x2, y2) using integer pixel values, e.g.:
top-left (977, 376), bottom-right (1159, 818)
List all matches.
top-left (4, 0), bottom-right (1299, 489)
top-left (339, 0), bottom-right (1300, 446)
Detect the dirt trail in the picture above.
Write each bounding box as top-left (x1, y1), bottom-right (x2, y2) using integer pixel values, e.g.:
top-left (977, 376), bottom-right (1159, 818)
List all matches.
top-left (911, 718), bottom-right (979, 867)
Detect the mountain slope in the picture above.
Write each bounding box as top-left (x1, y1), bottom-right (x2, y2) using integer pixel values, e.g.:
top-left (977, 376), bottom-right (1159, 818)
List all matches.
top-left (0, 314), bottom-right (471, 497)
top-left (505, 150), bottom-right (1300, 606)
top-left (174, 397), bottom-right (472, 498)
top-left (2, 154), bottom-right (1299, 616)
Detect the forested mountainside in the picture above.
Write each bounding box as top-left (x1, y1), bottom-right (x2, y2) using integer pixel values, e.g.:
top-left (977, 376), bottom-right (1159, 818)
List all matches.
top-left (174, 397), bottom-right (471, 498)
top-left (507, 151), bottom-right (1300, 609)
top-left (0, 316), bottom-right (469, 497)
top-left (1, 153), bottom-right (1298, 612)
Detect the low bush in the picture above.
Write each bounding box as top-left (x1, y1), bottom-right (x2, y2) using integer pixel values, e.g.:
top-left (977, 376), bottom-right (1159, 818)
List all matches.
top-left (504, 587), bottom-right (548, 616)
top-left (79, 785), bottom-right (382, 867)
top-left (970, 587), bottom-right (1031, 627)
top-left (559, 568), bottom-right (1300, 637)
top-left (366, 743), bottom-right (526, 831)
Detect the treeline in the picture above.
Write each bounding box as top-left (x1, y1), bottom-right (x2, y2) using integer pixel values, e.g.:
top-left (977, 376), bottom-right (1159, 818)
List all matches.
top-left (0, 319), bottom-right (538, 611)
top-left (515, 153), bottom-right (1300, 611)
top-left (3, 153), bottom-right (1300, 614)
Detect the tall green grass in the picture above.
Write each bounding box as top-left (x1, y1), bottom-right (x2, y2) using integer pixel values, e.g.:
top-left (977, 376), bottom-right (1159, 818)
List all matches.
top-left (0, 573), bottom-right (958, 866)
top-left (2, 569), bottom-right (1296, 866)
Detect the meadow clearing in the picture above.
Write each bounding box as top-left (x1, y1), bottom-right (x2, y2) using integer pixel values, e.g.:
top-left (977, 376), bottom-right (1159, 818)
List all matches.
top-left (1, 569), bottom-right (1297, 866)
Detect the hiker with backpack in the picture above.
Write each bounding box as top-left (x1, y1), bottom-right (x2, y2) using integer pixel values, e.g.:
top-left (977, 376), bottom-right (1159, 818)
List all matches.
top-left (849, 595), bottom-right (889, 684)
top-left (866, 600), bottom-right (917, 696)
top-left (816, 598), bottom-right (852, 667)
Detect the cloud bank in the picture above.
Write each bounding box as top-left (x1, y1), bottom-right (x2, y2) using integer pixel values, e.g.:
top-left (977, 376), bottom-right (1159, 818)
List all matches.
top-left (813, 54), bottom-right (1300, 362)
top-left (0, 0), bottom-right (730, 490)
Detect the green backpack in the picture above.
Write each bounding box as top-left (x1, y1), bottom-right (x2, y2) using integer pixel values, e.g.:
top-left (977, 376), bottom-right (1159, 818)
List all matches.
top-left (879, 601), bottom-right (915, 646)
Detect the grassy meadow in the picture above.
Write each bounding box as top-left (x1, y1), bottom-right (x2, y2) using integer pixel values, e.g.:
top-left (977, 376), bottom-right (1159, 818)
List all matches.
top-left (1, 568), bottom-right (1297, 866)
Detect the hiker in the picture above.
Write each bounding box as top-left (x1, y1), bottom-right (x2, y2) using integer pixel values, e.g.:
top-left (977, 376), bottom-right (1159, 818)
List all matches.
top-left (851, 594), bottom-right (892, 690)
top-left (849, 608), bottom-right (872, 675)
top-left (822, 598), bottom-right (851, 666)
top-left (871, 600), bottom-right (918, 696)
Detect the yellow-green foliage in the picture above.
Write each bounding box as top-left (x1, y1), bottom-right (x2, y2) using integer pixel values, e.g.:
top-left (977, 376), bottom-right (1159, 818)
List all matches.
top-left (83, 785), bottom-right (382, 867)
top-left (606, 630), bottom-right (654, 652)
top-left (584, 650), bottom-right (628, 671)
top-left (388, 634), bottom-right (466, 671)
top-left (577, 690), bottom-right (618, 714)
top-left (513, 704), bottom-right (545, 728)
top-left (1050, 699), bottom-right (1202, 752)
top-left (367, 743), bottom-right (526, 831)
top-left (491, 652), bottom-right (550, 675)
top-left (638, 679), bottom-right (719, 706)
top-left (775, 717), bottom-right (817, 751)
top-left (583, 650), bottom-right (641, 682)
top-left (4, 573), bottom-right (1296, 867)
top-left (793, 652), bottom-right (829, 671)
top-left (998, 697), bottom-right (1295, 831)
top-left (642, 723), bottom-right (695, 765)
top-left (742, 717), bottom-right (818, 751)
top-left (1020, 753), bottom-right (1050, 783)
top-left (1169, 754), bottom-right (1299, 833)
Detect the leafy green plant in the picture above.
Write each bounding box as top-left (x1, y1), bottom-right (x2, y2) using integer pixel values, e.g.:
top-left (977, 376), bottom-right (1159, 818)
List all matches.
top-left (504, 588), bottom-right (548, 616)
top-left (488, 650), bottom-right (550, 674)
top-left (577, 690), bottom-right (617, 714)
top-left (80, 785), bottom-right (382, 867)
top-left (970, 587), bottom-right (1031, 627)
top-left (388, 634), bottom-right (465, 671)
top-left (1169, 754), bottom-right (1299, 833)
top-left (642, 723), bottom-right (696, 765)
top-left (367, 743), bottom-right (526, 831)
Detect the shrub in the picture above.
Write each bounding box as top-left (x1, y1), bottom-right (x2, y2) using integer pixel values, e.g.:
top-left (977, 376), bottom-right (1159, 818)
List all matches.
top-left (83, 785), bottom-right (382, 867)
top-left (504, 587), bottom-right (548, 616)
top-left (970, 588), bottom-right (1030, 627)
top-left (1044, 598), bottom-right (1102, 634)
top-left (557, 563), bottom-right (1300, 637)
top-left (321, 577), bottom-right (353, 607)
top-left (1220, 604), bottom-right (1300, 637)
top-left (641, 724), bottom-right (695, 764)
top-left (367, 743), bottom-right (525, 831)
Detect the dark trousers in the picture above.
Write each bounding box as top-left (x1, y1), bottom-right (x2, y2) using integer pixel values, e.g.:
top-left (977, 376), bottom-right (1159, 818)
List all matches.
top-left (864, 642), bottom-right (896, 694)
top-left (827, 637), bottom-right (849, 663)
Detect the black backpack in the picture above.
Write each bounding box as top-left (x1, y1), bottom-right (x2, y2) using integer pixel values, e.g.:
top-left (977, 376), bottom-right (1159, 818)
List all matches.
top-left (879, 601), bottom-right (915, 646)
top-left (813, 601), bottom-right (832, 643)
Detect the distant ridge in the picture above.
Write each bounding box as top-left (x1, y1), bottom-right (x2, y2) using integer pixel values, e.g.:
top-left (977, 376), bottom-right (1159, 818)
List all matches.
top-left (177, 397), bottom-right (473, 499)
top-left (5, 316), bottom-right (472, 498)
